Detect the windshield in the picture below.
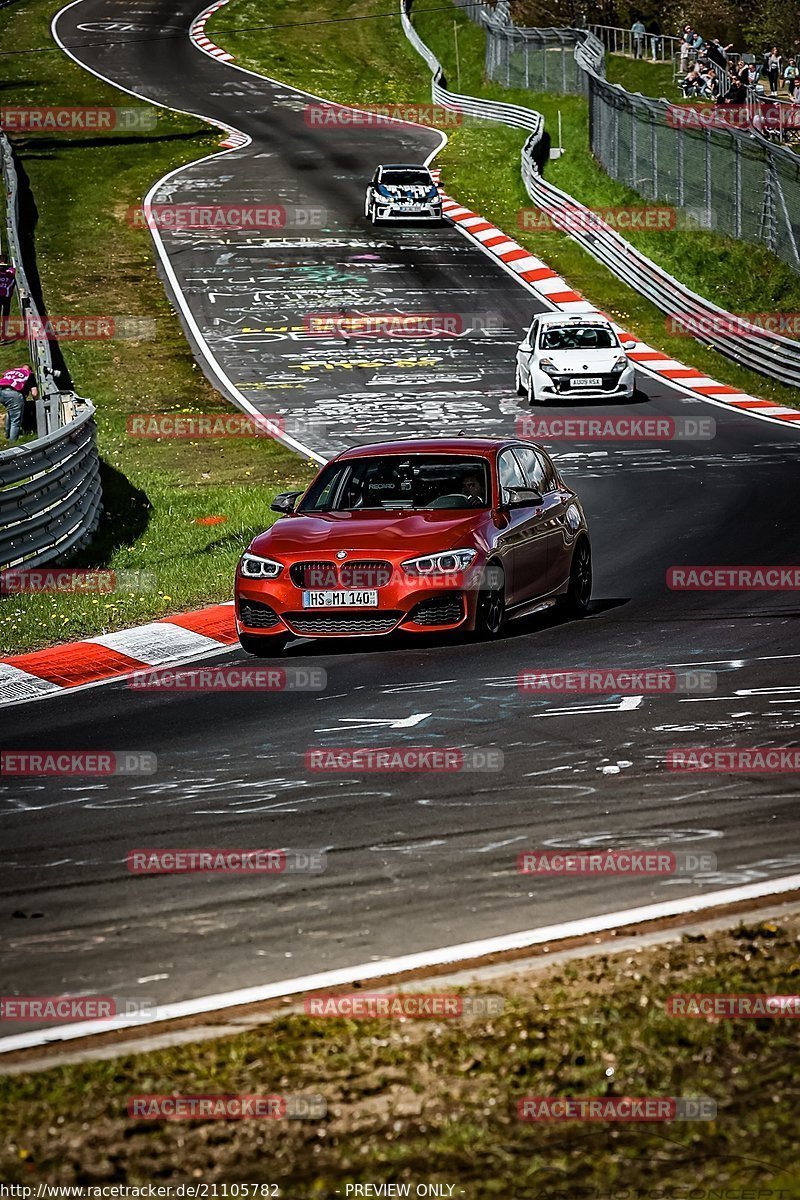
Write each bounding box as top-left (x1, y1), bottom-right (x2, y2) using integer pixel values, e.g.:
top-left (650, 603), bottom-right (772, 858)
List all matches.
top-left (298, 455), bottom-right (491, 512)
top-left (381, 171), bottom-right (432, 186)
top-left (539, 325), bottom-right (619, 350)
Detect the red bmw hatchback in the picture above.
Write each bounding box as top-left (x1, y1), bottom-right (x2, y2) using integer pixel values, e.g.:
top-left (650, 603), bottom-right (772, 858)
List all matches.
top-left (235, 437), bottom-right (591, 653)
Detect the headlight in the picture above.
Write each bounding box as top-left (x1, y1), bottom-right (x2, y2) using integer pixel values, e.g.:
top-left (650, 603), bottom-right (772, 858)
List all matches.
top-left (611, 355), bottom-right (628, 372)
top-left (538, 357), bottom-right (558, 375)
top-left (402, 549), bottom-right (477, 575)
top-left (240, 553), bottom-right (284, 579)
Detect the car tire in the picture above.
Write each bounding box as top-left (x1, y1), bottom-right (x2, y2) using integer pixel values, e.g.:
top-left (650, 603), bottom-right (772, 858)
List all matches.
top-left (474, 562), bottom-right (506, 638)
top-left (238, 633), bottom-right (289, 657)
top-left (527, 377), bottom-right (544, 406)
top-left (515, 364), bottom-right (526, 396)
top-left (558, 537), bottom-right (592, 617)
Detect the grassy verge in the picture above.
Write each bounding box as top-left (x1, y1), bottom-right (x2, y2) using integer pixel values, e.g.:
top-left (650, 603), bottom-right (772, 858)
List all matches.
top-left (2, 915), bottom-right (799, 1189)
top-left (209, 0), bottom-right (800, 412)
top-left (0, 0), bottom-right (315, 656)
top-left (605, 52), bottom-right (677, 99)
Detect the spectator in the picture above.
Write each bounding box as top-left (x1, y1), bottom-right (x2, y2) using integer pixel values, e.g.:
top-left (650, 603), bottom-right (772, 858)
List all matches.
top-left (765, 46), bottom-right (782, 93)
top-left (719, 75), bottom-right (748, 104)
top-left (0, 364), bottom-right (37, 443)
top-left (648, 19), bottom-right (661, 61)
top-left (785, 58), bottom-right (799, 97)
top-left (706, 39), bottom-right (733, 69)
top-left (631, 18), bottom-right (646, 59)
top-left (680, 64), bottom-right (704, 98)
top-left (701, 68), bottom-right (720, 99)
top-left (691, 30), bottom-right (706, 55)
top-left (0, 258), bottom-right (16, 340)
top-left (680, 26), bottom-right (695, 73)
top-left (743, 60), bottom-right (762, 87)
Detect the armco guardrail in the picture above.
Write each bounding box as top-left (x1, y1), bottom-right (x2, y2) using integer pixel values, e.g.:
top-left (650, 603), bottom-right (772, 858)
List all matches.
top-left (401, 2), bottom-right (800, 388)
top-left (1, 132), bottom-right (102, 570)
top-left (0, 404), bottom-right (102, 569)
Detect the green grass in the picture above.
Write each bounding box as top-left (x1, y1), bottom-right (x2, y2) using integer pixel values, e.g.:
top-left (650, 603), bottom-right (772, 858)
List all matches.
top-left (209, 0), bottom-right (800, 412)
top-left (2, 916), bottom-right (799, 1190)
top-left (0, 0), bottom-right (315, 656)
top-left (606, 52), bottom-right (677, 100)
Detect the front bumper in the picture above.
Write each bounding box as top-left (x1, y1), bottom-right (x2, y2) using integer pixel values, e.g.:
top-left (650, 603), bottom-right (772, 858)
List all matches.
top-left (236, 571), bottom-right (479, 639)
top-left (532, 365), bottom-right (635, 399)
top-left (374, 203), bottom-right (443, 221)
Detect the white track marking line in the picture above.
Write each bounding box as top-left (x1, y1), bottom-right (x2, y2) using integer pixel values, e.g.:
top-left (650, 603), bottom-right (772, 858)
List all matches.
top-left (2, 873), bottom-right (799, 1054)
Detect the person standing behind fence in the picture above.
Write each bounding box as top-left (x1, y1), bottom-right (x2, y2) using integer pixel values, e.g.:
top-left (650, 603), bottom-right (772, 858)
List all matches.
top-left (0, 364), bottom-right (37, 442)
top-left (765, 47), bottom-right (782, 94)
top-left (648, 19), bottom-right (661, 60)
top-left (0, 258), bottom-right (17, 341)
top-left (680, 26), bottom-right (694, 72)
top-left (631, 19), bottom-right (646, 59)
top-left (785, 58), bottom-right (799, 96)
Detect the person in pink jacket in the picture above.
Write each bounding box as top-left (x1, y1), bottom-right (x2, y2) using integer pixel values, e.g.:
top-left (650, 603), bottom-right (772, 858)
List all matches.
top-left (0, 258), bottom-right (17, 339)
top-left (0, 365), bottom-right (37, 442)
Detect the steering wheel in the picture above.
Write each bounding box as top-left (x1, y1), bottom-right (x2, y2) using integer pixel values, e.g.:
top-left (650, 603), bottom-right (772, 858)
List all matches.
top-left (426, 493), bottom-right (474, 509)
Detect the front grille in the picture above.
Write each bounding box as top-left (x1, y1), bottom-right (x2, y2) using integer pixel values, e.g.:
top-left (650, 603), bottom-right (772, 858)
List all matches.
top-left (407, 594), bottom-right (465, 627)
top-left (285, 611), bottom-right (401, 635)
top-left (553, 374), bottom-right (620, 393)
top-left (290, 561), bottom-right (338, 588)
top-left (290, 560), bottom-right (393, 589)
top-left (339, 560), bottom-right (393, 588)
top-left (239, 599), bottom-right (281, 629)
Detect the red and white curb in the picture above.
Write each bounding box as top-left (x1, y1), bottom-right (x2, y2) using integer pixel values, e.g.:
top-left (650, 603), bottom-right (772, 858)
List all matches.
top-left (190, 0), bottom-right (234, 64)
top-left (0, 604), bottom-right (238, 708)
top-left (189, 0), bottom-right (250, 148)
top-left (440, 191), bottom-right (800, 427)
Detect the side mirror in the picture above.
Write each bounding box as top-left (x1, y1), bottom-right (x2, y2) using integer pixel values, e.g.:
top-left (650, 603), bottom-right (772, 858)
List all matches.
top-left (502, 486), bottom-right (543, 508)
top-left (621, 339), bottom-right (637, 350)
top-left (270, 490), bottom-right (302, 514)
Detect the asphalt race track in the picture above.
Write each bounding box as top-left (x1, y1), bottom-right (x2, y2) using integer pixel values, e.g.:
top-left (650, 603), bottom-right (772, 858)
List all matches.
top-left (2, 0), bottom-right (800, 1033)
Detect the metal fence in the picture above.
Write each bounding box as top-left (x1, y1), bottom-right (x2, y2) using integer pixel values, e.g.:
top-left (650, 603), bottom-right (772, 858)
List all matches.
top-left (401, 2), bottom-right (800, 387)
top-left (589, 23), bottom-right (680, 64)
top-left (0, 132), bottom-right (102, 570)
top-left (482, 18), bottom-right (800, 275)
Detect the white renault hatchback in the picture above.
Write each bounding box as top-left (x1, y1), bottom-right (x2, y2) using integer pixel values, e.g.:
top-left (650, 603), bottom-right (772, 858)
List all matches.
top-left (515, 313), bottom-right (637, 405)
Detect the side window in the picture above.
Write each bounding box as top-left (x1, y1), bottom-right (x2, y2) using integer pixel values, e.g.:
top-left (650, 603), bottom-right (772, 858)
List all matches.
top-left (498, 449), bottom-right (527, 495)
top-left (514, 446), bottom-right (550, 493)
top-left (526, 319), bottom-right (539, 346)
top-left (372, 169), bottom-right (380, 185)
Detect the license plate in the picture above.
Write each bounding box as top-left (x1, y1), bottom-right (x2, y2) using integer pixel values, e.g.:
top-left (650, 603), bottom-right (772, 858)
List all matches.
top-left (302, 590), bottom-right (379, 608)
top-left (570, 376), bottom-right (603, 387)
